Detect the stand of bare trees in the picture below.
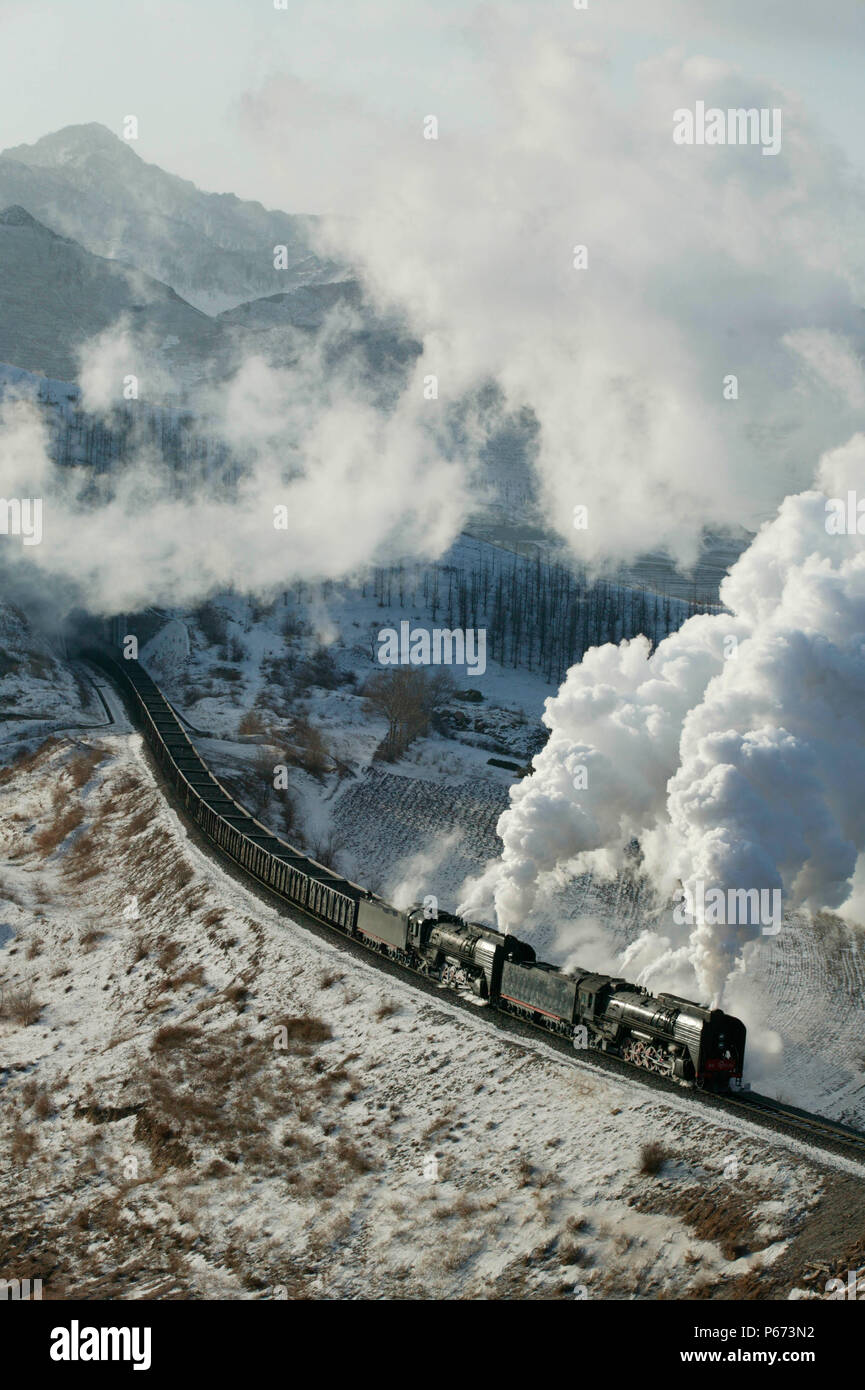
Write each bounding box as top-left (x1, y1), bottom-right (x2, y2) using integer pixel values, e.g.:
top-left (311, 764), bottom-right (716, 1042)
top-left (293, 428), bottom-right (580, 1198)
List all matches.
top-left (362, 668), bottom-right (454, 760)
top-left (38, 391), bottom-right (235, 485)
top-left (361, 551), bottom-right (716, 684)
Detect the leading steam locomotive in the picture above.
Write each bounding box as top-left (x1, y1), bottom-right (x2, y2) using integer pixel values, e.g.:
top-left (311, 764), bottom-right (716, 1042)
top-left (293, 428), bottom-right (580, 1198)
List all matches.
top-left (88, 648), bottom-right (747, 1092)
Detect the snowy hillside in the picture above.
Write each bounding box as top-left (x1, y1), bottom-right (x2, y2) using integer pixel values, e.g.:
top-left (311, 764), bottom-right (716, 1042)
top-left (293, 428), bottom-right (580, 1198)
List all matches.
top-left (0, 124), bottom-right (337, 313)
top-left (1, 707), bottom-right (861, 1299)
top-left (77, 544), bottom-right (864, 1134)
top-left (0, 206), bottom-right (225, 385)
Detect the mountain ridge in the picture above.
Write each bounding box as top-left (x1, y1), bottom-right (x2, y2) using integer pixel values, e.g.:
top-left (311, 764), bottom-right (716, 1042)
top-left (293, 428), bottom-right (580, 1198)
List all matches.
top-left (0, 123), bottom-right (340, 313)
top-left (0, 202), bottom-right (226, 384)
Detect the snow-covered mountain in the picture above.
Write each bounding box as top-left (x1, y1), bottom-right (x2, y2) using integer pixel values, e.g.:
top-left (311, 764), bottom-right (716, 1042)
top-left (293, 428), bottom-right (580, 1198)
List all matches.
top-left (218, 278), bottom-right (366, 331)
top-left (218, 277), bottom-right (422, 391)
top-left (0, 123), bottom-right (338, 313)
top-left (0, 205), bottom-right (226, 383)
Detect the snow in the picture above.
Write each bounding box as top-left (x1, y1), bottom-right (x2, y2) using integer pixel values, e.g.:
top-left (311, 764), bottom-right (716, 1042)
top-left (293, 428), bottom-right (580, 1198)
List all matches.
top-left (0, 716), bottom-right (842, 1299)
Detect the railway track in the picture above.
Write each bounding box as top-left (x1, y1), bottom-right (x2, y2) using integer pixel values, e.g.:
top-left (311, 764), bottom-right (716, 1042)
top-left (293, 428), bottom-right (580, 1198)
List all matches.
top-left (79, 646), bottom-right (865, 1168)
top-left (721, 1091), bottom-right (865, 1158)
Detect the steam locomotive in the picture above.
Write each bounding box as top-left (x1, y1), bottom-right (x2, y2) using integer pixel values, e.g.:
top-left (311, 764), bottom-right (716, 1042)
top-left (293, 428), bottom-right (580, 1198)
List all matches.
top-left (87, 648), bottom-right (747, 1091)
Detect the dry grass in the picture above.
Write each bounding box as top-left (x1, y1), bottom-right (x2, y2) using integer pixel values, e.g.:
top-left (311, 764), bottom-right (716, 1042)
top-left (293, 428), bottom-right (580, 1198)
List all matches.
top-left (374, 998), bottom-right (399, 1022)
top-left (8, 1124), bottom-right (38, 1164)
top-left (63, 829), bottom-right (102, 884)
top-left (112, 771), bottom-right (141, 796)
top-left (639, 1141), bottom-right (668, 1176)
top-left (167, 862), bottom-right (194, 891)
top-left (0, 984), bottom-right (42, 1027)
top-left (434, 1192), bottom-right (481, 1221)
top-left (631, 1179), bottom-right (771, 1268)
top-left (65, 747), bottom-right (107, 790)
top-left (275, 1015), bottom-right (333, 1046)
top-left (441, 1240), bottom-right (482, 1274)
top-left (0, 877), bottom-right (23, 905)
top-left (422, 1105), bottom-right (457, 1141)
top-left (668, 1190), bottom-right (759, 1262)
top-left (32, 1089), bottom-right (56, 1121)
top-left (126, 809), bottom-right (153, 837)
top-left (557, 1238), bottom-right (586, 1266)
top-left (32, 805), bottom-right (84, 855)
top-left (156, 940), bottom-right (182, 972)
top-left (0, 737), bottom-right (62, 785)
top-left (151, 1025), bottom-right (202, 1052)
top-left (516, 1156), bottom-right (535, 1188)
top-left (167, 965), bottom-right (206, 992)
top-left (238, 711), bottom-right (267, 736)
top-left (334, 1137), bottom-right (374, 1174)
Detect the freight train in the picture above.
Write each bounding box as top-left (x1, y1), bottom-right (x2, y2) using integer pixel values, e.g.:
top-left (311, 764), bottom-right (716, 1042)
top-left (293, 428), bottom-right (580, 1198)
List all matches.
top-left (86, 648), bottom-right (746, 1091)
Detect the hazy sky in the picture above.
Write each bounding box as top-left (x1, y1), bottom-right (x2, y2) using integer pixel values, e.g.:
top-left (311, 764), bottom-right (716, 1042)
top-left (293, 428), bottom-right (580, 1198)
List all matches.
top-left (1, 0), bottom-right (864, 212)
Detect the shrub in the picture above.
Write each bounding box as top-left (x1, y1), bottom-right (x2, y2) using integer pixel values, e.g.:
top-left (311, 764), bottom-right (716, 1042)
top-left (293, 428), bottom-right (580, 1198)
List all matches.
top-left (276, 1016), bottom-right (333, 1044)
top-left (238, 710), bottom-right (267, 736)
top-left (0, 985), bottom-right (42, 1026)
top-left (639, 1141), bottom-right (668, 1176)
top-left (374, 999), bottom-right (399, 1022)
top-left (66, 748), bottom-right (107, 790)
top-left (196, 603), bottom-right (228, 647)
top-left (33, 806), bottom-right (84, 854)
top-left (151, 1025), bottom-right (201, 1051)
top-left (296, 646), bottom-right (340, 692)
top-left (284, 716), bottom-right (331, 779)
top-left (33, 1089), bottom-right (55, 1120)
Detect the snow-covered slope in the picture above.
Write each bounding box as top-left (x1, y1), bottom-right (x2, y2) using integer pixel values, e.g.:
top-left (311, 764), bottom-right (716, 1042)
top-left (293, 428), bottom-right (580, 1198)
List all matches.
top-left (0, 206), bottom-right (225, 384)
top-left (0, 124), bottom-right (336, 313)
top-left (1, 720), bottom-right (859, 1300)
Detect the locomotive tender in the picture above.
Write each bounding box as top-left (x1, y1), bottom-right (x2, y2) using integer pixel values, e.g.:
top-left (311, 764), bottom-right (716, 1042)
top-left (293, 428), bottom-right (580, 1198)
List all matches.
top-left (89, 649), bottom-right (746, 1091)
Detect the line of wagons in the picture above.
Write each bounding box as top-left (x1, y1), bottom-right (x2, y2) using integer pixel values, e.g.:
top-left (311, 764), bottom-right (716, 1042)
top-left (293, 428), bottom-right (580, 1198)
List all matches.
top-left (88, 649), bottom-right (746, 1091)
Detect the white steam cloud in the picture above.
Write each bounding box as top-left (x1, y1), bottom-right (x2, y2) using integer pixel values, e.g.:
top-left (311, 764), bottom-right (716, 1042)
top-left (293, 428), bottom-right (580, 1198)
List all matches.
top-left (0, 330), bottom-right (473, 613)
top-left (460, 435), bottom-right (865, 1005)
top-left (318, 21), bottom-right (865, 568)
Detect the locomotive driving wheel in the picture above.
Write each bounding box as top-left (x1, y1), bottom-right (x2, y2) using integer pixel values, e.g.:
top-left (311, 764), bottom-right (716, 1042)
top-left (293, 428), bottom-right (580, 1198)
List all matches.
top-left (623, 1039), bottom-right (673, 1076)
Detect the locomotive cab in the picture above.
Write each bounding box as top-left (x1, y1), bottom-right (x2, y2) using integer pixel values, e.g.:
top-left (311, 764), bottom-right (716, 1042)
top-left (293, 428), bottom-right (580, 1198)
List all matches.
top-left (699, 1009), bottom-right (747, 1089)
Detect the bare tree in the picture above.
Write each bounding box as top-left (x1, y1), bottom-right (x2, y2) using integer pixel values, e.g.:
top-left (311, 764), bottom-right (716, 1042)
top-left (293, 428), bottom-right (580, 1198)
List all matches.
top-left (362, 668), bottom-right (442, 760)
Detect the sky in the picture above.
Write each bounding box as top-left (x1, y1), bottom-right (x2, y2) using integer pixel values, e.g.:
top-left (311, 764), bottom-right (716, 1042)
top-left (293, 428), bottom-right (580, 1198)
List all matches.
top-left (1, 0), bottom-right (864, 213)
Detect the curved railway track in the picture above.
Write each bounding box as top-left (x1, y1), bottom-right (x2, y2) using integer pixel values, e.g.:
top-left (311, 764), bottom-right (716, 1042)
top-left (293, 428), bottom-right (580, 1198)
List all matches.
top-left (81, 646), bottom-right (865, 1167)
